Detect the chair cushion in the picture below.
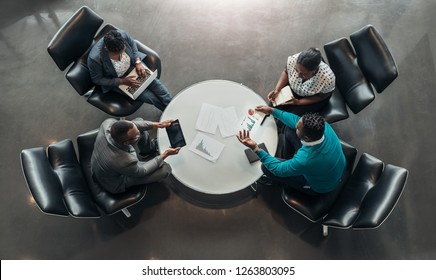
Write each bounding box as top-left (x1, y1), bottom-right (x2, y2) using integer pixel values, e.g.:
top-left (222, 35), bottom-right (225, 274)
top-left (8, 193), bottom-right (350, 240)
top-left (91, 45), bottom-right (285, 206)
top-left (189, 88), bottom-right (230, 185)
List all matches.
top-left (47, 140), bottom-right (100, 218)
top-left (281, 141), bottom-right (357, 222)
top-left (319, 87), bottom-right (349, 124)
top-left (352, 164), bottom-right (408, 229)
top-left (66, 62), bottom-right (94, 96)
top-left (47, 6), bottom-right (103, 71)
top-left (322, 153), bottom-right (384, 228)
top-left (77, 130), bottom-right (147, 215)
top-left (324, 38), bottom-right (375, 114)
top-left (350, 25), bottom-right (398, 93)
top-left (20, 148), bottom-right (69, 216)
top-left (87, 87), bottom-right (143, 117)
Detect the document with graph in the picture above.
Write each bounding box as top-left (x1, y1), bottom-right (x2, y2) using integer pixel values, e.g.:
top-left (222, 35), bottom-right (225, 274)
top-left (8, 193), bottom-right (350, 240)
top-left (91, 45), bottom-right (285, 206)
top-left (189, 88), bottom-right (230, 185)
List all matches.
top-left (189, 132), bottom-right (225, 163)
top-left (239, 108), bottom-right (265, 135)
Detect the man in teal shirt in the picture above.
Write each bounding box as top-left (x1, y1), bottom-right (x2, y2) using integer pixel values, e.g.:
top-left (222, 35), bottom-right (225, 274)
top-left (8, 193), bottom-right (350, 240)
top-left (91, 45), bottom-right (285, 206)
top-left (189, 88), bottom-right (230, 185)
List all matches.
top-left (237, 106), bottom-right (345, 195)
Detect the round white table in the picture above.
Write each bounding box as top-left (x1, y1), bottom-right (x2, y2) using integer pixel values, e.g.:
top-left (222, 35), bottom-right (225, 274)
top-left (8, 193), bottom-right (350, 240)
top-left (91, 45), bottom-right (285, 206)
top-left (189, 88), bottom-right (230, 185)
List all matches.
top-left (158, 80), bottom-right (277, 206)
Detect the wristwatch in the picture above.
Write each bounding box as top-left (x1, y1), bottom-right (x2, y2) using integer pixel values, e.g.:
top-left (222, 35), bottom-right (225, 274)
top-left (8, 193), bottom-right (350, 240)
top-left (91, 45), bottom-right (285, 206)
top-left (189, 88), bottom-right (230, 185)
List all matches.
top-left (135, 59), bottom-right (142, 65)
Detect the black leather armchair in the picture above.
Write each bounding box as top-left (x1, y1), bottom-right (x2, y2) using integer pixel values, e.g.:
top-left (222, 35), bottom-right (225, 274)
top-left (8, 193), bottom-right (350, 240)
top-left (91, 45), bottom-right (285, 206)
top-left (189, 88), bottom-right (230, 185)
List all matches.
top-left (281, 144), bottom-right (408, 236)
top-left (322, 154), bottom-right (408, 234)
top-left (77, 129), bottom-right (147, 217)
top-left (282, 141), bottom-right (358, 222)
top-left (323, 25), bottom-right (397, 114)
top-left (20, 131), bottom-right (147, 218)
top-left (47, 6), bottom-right (162, 117)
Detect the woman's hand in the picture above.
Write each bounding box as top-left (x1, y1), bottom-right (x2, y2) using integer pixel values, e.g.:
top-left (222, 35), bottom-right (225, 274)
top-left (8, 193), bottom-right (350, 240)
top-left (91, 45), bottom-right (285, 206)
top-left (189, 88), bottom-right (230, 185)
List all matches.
top-left (120, 76), bottom-right (141, 87)
top-left (135, 64), bottom-right (147, 78)
top-left (267, 89), bottom-right (279, 102)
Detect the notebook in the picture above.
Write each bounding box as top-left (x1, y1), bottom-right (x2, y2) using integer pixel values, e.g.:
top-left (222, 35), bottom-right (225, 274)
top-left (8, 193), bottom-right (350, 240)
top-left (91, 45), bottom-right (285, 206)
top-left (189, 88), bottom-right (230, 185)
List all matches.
top-left (272, 85), bottom-right (294, 107)
top-left (118, 64), bottom-right (158, 100)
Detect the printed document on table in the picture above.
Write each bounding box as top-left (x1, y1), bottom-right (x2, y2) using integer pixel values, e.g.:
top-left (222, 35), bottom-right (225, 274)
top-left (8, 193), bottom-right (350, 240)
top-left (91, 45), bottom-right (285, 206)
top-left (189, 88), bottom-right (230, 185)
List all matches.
top-left (189, 132), bottom-right (225, 163)
top-left (239, 108), bottom-right (265, 137)
top-left (218, 106), bottom-right (239, 138)
top-left (195, 103), bottom-right (221, 134)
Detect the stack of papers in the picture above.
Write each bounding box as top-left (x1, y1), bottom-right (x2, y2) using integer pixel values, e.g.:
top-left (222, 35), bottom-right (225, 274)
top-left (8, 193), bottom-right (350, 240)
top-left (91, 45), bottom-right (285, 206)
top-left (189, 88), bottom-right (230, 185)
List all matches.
top-left (195, 104), bottom-right (239, 138)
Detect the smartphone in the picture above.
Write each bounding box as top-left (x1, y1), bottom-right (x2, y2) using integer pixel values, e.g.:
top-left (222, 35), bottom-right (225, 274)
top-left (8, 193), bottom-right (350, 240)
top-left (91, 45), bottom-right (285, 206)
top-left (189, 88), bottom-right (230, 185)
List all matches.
top-left (165, 119), bottom-right (186, 148)
top-left (244, 143), bottom-right (268, 163)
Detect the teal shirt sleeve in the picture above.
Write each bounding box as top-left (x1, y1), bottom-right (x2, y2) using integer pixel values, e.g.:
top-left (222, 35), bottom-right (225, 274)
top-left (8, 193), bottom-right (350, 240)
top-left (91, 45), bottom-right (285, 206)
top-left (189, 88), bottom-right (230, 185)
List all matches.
top-left (272, 109), bottom-right (300, 129)
top-left (257, 145), bottom-right (306, 178)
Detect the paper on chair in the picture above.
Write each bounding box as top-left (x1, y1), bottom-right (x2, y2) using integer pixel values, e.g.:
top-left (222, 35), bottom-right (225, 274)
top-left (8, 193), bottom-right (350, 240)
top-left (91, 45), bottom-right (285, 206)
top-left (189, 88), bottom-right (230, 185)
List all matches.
top-left (189, 132), bottom-right (225, 163)
top-left (195, 103), bottom-right (221, 134)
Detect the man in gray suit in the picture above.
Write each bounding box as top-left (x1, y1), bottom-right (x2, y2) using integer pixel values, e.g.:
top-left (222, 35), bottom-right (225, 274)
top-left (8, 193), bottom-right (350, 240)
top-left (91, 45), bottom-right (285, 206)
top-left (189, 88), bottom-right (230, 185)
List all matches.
top-left (91, 118), bottom-right (180, 194)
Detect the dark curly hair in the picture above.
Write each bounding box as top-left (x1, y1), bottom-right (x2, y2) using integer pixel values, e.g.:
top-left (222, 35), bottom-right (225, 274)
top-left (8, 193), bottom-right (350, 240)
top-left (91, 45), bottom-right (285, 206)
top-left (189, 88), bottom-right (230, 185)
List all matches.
top-left (103, 30), bottom-right (125, 53)
top-left (110, 120), bottom-right (134, 144)
top-left (301, 112), bottom-right (325, 141)
top-left (297, 47), bottom-right (322, 71)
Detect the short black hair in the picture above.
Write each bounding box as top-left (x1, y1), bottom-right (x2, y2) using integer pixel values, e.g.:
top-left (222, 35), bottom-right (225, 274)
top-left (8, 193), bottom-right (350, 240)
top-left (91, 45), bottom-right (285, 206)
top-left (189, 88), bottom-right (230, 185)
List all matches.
top-left (301, 112), bottom-right (325, 141)
top-left (110, 120), bottom-right (134, 144)
top-left (103, 30), bottom-right (125, 53)
top-left (297, 47), bottom-right (322, 71)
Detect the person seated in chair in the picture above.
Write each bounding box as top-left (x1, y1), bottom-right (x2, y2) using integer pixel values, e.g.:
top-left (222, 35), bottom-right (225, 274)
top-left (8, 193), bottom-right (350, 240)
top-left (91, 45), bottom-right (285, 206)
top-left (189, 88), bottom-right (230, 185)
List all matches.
top-left (237, 106), bottom-right (345, 195)
top-left (88, 30), bottom-right (172, 111)
top-left (91, 118), bottom-right (180, 194)
top-left (268, 48), bottom-right (335, 116)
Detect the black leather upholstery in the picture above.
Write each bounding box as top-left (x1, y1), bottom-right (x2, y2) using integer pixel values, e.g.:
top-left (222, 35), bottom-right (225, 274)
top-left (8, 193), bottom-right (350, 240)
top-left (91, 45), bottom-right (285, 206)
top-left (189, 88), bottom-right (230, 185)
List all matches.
top-left (281, 141), bottom-right (357, 222)
top-left (352, 164), bottom-right (408, 229)
top-left (20, 148), bottom-right (70, 216)
top-left (321, 153), bottom-right (384, 228)
top-left (350, 25), bottom-right (398, 93)
top-left (47, 6), bottom-right (162, 117)
top-left (77, 130), bottom-right (147, 215)
top-left (47, 6), bottom-right (103, 71)
top-left (324, 38), bottom-right (375, 114)
top-left (20, 129), bottom-right (147, 218)
top-left (47, 140), bottom-right (100, 218)
top-left (322, 154), bottom-right (408, 230)
top-left (319, 87), bottom-right (349, 124)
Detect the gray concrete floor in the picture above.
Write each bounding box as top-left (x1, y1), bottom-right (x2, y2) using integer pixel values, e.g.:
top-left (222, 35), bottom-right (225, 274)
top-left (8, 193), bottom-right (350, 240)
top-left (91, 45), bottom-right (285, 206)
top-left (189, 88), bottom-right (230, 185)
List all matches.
top-left (1, 0), bottom-right (436, 259)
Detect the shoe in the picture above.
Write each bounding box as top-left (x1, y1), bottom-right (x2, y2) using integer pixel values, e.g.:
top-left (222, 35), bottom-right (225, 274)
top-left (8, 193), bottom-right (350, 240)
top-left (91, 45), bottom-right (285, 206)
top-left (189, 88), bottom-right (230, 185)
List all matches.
top-left (256, 175), bottom-right (275, 187)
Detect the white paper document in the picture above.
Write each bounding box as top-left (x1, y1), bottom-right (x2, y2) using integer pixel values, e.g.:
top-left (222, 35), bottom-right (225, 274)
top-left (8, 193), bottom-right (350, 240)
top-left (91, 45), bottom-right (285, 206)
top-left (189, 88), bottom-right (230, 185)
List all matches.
top-left (239, 108), bottom-right (265, 135)
top-left (189, 132), bottom-right (225, 163)
top-left (218, 107), bottom-right (239, 138)
top-left (195, 103), bottom-right (239, 138)
top-left (195, 103), bottom-right (221, 134)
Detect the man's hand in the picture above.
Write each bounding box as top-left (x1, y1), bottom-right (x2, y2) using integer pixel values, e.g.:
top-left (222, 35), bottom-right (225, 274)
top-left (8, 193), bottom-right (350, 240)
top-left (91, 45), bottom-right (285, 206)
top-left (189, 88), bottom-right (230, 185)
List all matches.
top-left (236, 130), bottom-right (258, 150)
top-left (153, 120), bottom-right (173, 128)
top-left (255, 105), bottom-right (274, 115)
top-left (161, 147), bottom-right (181, 159)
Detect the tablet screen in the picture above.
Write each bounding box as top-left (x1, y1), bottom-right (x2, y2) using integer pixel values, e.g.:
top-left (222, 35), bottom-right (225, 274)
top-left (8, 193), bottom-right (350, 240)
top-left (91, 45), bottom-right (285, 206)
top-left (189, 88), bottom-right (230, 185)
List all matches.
top-left (166, 119), bottom-right (186, 148)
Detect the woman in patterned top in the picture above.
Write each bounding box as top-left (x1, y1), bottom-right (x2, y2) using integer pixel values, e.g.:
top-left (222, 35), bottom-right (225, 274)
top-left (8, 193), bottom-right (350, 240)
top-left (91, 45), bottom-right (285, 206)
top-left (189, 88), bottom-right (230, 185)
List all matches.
top-left (268, 48), bottom-right (335, 116)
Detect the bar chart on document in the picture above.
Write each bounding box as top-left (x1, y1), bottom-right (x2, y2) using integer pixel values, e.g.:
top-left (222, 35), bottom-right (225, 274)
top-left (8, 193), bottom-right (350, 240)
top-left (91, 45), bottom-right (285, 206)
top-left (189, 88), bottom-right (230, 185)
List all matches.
top-left (189, 132), bottom-right (225, 163)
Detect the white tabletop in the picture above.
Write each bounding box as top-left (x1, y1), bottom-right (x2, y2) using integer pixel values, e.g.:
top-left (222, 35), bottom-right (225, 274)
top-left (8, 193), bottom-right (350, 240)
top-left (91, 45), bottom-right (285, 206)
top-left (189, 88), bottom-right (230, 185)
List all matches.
top-left (158, 80), bottom-right (277, 195)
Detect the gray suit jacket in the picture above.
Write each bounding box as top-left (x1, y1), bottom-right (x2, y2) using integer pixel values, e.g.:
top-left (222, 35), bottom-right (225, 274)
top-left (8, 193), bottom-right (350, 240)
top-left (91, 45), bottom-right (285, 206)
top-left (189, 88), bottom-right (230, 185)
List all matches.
top-left (91, 118), bottom-right (163, 193)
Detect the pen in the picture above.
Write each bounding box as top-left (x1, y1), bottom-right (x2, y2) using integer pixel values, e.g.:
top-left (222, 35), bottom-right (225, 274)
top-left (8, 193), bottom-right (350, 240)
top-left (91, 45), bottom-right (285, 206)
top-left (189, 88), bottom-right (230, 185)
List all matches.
top-left (260, 114), bottom-right (269, 126)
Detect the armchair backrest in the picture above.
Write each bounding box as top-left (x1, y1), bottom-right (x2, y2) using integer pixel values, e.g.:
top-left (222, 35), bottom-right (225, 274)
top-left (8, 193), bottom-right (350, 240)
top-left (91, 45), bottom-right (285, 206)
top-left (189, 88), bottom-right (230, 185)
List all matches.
top-left (324, 38), bottom-right (375, 114)
top-left (47, 6), bottom-right (103, 71)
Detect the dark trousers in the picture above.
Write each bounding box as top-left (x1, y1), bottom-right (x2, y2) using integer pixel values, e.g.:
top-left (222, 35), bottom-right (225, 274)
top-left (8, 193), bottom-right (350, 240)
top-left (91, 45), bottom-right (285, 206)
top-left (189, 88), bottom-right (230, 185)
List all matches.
top-left (262, 126), bottom-right (319, 196)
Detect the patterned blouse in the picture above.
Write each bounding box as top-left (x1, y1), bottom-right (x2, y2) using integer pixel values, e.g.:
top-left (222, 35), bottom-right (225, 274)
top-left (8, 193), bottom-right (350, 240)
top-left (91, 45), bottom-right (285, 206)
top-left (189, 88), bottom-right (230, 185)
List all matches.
top-left (111, 52), bottom-right (131, 77)
top-left (286, 53), bottom-right (335, 97)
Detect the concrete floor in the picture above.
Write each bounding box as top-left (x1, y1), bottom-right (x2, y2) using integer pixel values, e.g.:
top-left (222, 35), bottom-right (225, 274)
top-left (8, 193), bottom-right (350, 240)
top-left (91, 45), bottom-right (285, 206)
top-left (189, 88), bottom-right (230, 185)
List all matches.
top-left (1, 0), bottom-right (436, 259)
